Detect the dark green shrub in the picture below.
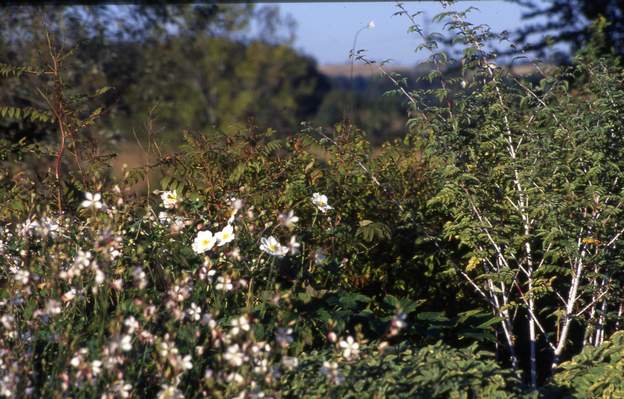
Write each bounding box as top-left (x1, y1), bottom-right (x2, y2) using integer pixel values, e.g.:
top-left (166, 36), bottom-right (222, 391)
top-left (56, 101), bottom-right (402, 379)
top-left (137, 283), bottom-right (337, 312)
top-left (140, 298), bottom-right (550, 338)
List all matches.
top-left (282, 341), bottom-right (529, 398)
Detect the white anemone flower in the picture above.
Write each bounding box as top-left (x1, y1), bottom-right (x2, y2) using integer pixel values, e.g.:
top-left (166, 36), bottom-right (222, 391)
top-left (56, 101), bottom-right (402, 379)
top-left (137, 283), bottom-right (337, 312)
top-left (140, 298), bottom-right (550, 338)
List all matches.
top-left (260, 236), bottom-right (288, 257)
top-left (223, 344), bottom-right (245, 367)
top-left (192, 230), bottom-right (217, 254)
top-left (157, 385), bottom-right (184, 399)
top-left (311, 192), bottom-right (333, 213)
top-left (81, 192), bottom-right (103, 210)
top-left (288, 235), bottom-right (301, 255)
top-left (339, 336), bottom-right (360, 360)
top-left (278, 210), bottom-right (299, 229)
top-left (367, 20), bottom-right (376, 29)
top-left (215, 224), bottom-right (235, 246)
top-left (160, 190), bottom-right (178, 209)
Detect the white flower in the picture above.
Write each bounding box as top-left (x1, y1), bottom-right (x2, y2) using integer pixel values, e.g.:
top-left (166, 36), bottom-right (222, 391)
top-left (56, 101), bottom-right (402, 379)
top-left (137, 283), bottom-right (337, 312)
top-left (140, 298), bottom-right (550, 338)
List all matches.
top-left (215, 224), bottom-right (235, 246)
top-left (112, 381), bottom-right (132, 398)
top-left (94, 268), bottom-right (105, 285)
top-left (216, 275), bottom-right (233, 291)
top-left (62, 288), bottom-right (77, 302)
top-left (19, 218), bottom-right (39, 236)
top-left (223, 344), bottom-right (245, 367)
top-left (230, 315), bottom-right (250, 336)
top-left (311, 192), bottom-right (333, 213)
top-left (157, 385), bottom-right (184, 399)
top-left (91, 360), bottom-right (102, 376)
top-left (192, 230), bottom-right (217, 254)
top-left (124, 316), bottom-right (139, 334)
top-left (367, 20), bottom-right (376, 29)
top-left (39, 217), bottom-right (60, 237)
top-left (187, 303), bottom-right (201, 321)
top-left (132, 267), bottom-right (147, 289)
top-left (180, 354), bottom-right (193, 370)
top-left (321, 361), bottom-right (344, 384)
top-left (282, 356), bottom-right (299, 370)
top-left (278, 210), bottom-right (299, 229)
top-left (260, 236), bottom-right (289, 257)
top-left (158, 211), bottom-right (171, 224)
top-left (81, 192), bottom-right (103, 210)
top-left (158, 340), bottom-right (176, 358)
top-left (74, 250), bottom-right (92, 269)
top-left (228, 197), bottom-right (243, 212)
top-left (339, 336), bottom-right (359, 360)
top-left (45, 299), bottom-right (62, 316)
top-left (227, 197), bottom-right (243, 224)
top-left (14, 268), bottom-right (30, 285)
top-left (160, 190), bottom-right (178, 209)
top-left (70, 354), bottom-right (82, 368)
top-left (287, 235), bottom-right (301, 255)
top-left (119, 335), bottom-right (132, 352)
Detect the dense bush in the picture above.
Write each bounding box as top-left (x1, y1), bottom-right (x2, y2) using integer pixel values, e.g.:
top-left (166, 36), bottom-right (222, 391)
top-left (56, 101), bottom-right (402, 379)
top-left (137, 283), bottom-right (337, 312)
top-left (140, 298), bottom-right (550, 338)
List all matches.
top-left (546, 331), bottom-right (624, 398)
top-left (283, 341), bottom-right (529, 398)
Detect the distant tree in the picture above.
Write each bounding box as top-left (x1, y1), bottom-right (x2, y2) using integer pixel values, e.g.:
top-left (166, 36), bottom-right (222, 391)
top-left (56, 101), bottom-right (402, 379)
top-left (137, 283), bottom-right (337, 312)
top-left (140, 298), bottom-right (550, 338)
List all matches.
top-left (0, 4), bottom-right (326, 145)
top-left (513, 0), bottom-right (624, 57)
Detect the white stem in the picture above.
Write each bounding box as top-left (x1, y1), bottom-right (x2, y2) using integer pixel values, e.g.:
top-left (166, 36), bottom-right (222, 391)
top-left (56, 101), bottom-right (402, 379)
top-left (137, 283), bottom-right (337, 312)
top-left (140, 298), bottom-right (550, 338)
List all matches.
top-left (615, 301), bottom-right (623, 331)
top-left (553, 245), bottom-right (586, 368)
top-left (528, 277), bottom-right (537, 388)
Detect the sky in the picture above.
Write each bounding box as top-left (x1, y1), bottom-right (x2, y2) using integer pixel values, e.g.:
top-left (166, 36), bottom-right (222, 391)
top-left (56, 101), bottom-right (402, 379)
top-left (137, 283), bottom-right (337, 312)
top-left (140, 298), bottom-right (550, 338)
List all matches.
top-left (268, 1), bottom-right (541, 66)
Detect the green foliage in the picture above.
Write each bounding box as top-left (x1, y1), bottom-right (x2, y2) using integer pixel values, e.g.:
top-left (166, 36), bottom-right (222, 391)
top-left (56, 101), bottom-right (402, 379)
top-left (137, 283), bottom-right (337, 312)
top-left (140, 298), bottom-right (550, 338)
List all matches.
top-left (547, 331), bottom-right (624, 398)
top-left (2, 3), bottom-right (624, 397)
top-left (282, 341), bottom-right (529, 398)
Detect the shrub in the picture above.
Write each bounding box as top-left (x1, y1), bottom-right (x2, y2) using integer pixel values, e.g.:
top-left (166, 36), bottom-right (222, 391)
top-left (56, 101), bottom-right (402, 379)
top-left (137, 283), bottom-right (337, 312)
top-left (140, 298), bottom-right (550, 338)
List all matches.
top-left (546, 331), bottom-right (624, 398)
top-left (282, 341), bottom-right (529, 398)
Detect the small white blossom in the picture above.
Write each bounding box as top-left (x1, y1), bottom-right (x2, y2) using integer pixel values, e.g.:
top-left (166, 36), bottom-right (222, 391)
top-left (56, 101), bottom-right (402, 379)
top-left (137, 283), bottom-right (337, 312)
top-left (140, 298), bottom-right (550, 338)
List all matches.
top-left (179, 354), bottom-right (193, 370)
top-left (321, 361), bottom-right (344, 384)
top-left (62, 288), bottom-right (77, 302)
top-left (230, 315), bottom-right (250, 336)
top-left (45, 299), bottom-right (62, 316)
top-left (160, 190), bottom-right (178, 209)
top-left (216, 275), bottom-right (233, 291)
top-left (215, 224), bottom-right (235, 246)
top-left (119, 335), bottom-right (132, 352)
top-left (311, 193), bottom-right (333, 213)
top-left (278, 210), bottom-right (299, 229)
top-left (157, 385), bottom-right (184, 399)
top-left (19, 218), bottom-right (39, 236)
top-left (187, 303), bottom-right (201, 321)
top-left (227, 197), bottom-right (244, 223)
top-left (39, 217), bottom-right (61, 237)
top-left (367, 20), bottom-right (376, 29)
top-left (192, 230), bottom-right (217, 254)
top-left (81, 192), bottom-right (104, 210)
top-left (13, 268), bottom-right (30, 285)
top-left (260, 236), bottom-right (288, 257)
top-left (91, 360), bottom-right (102, 376)
top-left (132, 267), bottom-right (147, 289)
top-left (282, 356), bottom-right (299, 370)
top-left (339, 336), bottom-right (359, 360)
top-left (158, 211), bottom-right (171, 224)
top-left (223, 344), bottom-right (245, 367)
top-left (390, 312), bottom-right (407, 336)
top-left (124, 316), bottom-right (139, 334)
top-left (287, 235), bottom-right (301, 255)
top-left (112, 381), bottom-right (132, 398)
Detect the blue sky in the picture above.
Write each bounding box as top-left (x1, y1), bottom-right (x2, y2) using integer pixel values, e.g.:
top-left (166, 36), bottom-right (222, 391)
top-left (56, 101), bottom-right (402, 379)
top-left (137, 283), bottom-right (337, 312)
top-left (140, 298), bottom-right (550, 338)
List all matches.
top-left (267, 1), bottom-right (539, 66)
